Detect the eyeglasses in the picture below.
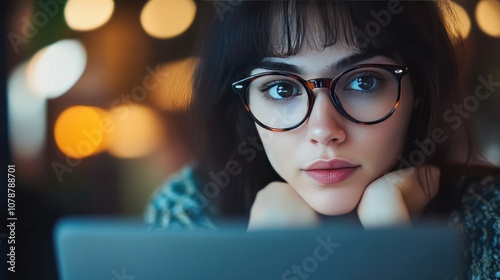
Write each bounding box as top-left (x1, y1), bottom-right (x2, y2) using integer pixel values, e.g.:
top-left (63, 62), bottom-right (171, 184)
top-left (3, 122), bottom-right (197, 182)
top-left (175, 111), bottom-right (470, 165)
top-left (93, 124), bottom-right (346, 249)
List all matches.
top-left (232, 64), bottom-right (408, 132)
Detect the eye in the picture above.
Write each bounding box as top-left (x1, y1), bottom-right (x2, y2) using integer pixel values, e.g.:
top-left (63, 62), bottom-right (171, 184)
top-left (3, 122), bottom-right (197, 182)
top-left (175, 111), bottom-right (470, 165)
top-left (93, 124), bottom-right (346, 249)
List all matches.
top-left (262, 81), bottom-right (302, 100)
top-left (346, 74), bottom-right (379, 92)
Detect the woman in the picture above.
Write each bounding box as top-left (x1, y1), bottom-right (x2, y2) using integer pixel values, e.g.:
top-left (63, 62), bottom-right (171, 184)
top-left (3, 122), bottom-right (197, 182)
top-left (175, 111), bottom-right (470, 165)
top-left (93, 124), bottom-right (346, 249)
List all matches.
top-left (145, 1), bottom-right (500, 278)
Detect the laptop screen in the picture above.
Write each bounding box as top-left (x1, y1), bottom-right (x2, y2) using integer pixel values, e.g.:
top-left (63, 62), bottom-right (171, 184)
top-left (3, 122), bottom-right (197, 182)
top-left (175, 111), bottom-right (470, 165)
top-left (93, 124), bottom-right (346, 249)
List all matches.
top-left (54, 217), bottom-right (462, 280)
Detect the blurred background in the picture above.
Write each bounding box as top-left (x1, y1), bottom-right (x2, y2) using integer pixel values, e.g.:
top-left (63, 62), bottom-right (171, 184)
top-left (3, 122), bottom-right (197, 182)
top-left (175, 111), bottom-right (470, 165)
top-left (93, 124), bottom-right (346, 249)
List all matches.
top-left (1, 0), bottom-right (499, 279)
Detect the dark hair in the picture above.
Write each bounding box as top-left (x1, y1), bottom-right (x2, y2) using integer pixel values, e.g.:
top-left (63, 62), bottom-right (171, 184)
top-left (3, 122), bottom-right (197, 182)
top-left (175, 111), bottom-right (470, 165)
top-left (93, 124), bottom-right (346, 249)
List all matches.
top-left (189, 1), bottom-right (470, 217)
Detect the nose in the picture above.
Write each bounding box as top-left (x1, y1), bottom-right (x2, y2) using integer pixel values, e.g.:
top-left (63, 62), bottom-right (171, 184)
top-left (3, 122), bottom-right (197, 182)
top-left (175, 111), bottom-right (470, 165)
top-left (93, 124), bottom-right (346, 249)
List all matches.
top-left (306, 88), bottom-right (346, 145)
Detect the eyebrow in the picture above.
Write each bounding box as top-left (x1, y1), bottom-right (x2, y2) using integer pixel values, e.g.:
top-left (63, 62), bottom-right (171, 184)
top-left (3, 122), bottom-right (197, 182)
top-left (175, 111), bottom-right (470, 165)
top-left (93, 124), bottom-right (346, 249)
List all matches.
top-left (331, 51), bottom-right (388, 71)
top-left (254, 52), bottom-right (396, 75)
top-left (253, 61), bottom-right (305, 74)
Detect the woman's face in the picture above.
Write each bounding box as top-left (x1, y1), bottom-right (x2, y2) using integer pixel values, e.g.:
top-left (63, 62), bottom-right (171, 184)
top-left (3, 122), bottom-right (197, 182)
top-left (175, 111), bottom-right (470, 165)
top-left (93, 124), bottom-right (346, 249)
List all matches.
top-left (253, 44), bottom-right (414, 215)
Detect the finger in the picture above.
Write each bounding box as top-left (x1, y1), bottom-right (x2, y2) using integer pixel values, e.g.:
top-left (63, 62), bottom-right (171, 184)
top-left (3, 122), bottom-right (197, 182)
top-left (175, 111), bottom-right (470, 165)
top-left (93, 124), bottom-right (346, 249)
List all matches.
top-left (247, 182), bottom-right (319, 231)
top-left (357, 183), bottom-right (411, 228)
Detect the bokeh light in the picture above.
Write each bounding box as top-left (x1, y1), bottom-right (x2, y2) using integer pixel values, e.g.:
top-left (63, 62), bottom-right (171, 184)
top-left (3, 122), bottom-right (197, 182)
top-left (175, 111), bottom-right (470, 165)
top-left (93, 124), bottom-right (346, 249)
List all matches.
top-left (476, 0), bottom-right (500, 37)
top-left (8, 63), bottom-right (47, 160)
top-left (54, 106), bottom-right (110, 159)
top-left (151, 57), bottom-right (196, 111)
top-left (140, 0), bottom-right (197, 39)
top-left (26, 39), bottom-right (87, 99)
top-left (107, 105), bottom-right (164, 158)
top-left (64, 0), bottom-right (115, 31)
top-left (443, 2), bottom-right (471, 41)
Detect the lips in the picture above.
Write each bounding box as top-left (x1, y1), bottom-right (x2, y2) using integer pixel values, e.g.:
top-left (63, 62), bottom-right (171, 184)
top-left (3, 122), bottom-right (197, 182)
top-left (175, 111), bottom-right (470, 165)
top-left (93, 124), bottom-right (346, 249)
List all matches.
top-left (306, 159), bottom-right (358, 170)
top-left (304, 159), bottom-right (359, 185)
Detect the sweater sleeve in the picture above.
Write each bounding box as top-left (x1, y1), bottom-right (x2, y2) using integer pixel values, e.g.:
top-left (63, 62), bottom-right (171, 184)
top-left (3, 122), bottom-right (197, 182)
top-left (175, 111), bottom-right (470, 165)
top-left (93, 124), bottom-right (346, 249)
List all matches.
top-left (144, 167), bottom-right (216, 229)
top-left (450, 174), bottom-right (500, 279)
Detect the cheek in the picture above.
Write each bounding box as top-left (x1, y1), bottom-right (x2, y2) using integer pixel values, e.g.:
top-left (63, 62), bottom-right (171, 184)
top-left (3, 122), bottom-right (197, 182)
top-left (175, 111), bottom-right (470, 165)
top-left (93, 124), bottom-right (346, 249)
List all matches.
top-left (360, 80), bottom-right (414, 173)
top-left (362, 120), bottom-right (407, 172)
top-left (255, 126), bottom-right (297, 177)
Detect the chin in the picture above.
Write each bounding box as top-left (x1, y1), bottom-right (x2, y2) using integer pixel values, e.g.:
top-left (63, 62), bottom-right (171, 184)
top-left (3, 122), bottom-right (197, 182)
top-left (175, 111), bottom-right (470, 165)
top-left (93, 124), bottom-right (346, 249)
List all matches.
top-left (305, 193), bottom-right (362, 216)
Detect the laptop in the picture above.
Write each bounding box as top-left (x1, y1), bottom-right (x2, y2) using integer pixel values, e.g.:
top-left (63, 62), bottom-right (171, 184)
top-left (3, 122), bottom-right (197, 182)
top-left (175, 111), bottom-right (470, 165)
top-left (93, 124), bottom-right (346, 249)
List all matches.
top-left (54, 217), bottom-right (463, 280)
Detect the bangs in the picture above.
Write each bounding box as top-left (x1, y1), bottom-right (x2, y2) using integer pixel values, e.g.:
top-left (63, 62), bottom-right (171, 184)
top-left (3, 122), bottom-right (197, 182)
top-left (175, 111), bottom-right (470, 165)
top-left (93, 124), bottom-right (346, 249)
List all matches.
top-left (264, 1), bottom-right (360, 57)
top-left (223, 1), bottom-right (404, 73)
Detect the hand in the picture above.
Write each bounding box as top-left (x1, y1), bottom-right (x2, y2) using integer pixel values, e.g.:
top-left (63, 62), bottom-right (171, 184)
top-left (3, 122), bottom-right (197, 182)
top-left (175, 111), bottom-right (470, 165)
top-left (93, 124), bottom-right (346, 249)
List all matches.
top-left (248, 182), bottom-right (320, 231)
top-left (357, 166), bottom-right (440, 228)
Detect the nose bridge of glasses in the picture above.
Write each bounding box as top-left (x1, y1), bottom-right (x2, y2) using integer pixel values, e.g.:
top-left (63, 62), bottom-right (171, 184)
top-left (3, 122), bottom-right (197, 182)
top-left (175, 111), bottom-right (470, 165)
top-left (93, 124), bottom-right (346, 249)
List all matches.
top-left (305, 79), bottom-right (335, 91)
top-left (305, 78), bottom-right (341, 121)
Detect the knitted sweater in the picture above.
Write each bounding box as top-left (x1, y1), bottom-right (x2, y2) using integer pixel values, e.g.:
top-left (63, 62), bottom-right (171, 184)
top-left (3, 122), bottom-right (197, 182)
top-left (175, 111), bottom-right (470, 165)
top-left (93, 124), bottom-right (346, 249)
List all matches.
top-left (144, 166), bottom-right (500, 279)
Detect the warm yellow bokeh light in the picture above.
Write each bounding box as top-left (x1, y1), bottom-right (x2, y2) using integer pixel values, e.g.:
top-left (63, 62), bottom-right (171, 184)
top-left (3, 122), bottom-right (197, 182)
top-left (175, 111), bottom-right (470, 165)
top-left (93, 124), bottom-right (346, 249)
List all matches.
top-left (151, 57), bottom-right (196, 111)
top-left (443, 2), bottom-right (471, 41)
top-left (107, 105), bottom-right (164, 158)
top-left (54, 106), bottom-right (110, 159)
top-left (65, 0), bottom-right (114, 31)
top-left (476, 0), bottom-right (500, 37)
top-left (140, 0), bottom-right (197, 39)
